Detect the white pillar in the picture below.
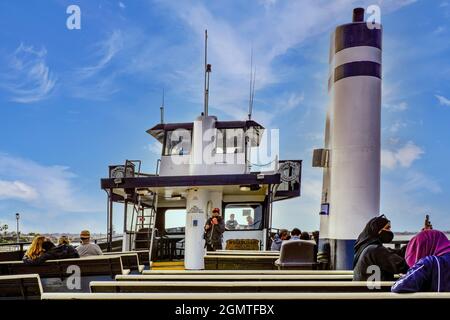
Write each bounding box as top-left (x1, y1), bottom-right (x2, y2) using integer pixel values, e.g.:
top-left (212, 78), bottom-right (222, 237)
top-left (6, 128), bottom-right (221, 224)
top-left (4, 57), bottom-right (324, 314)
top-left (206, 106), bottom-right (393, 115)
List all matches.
top-left (184, 189), bottom-right (208, 269)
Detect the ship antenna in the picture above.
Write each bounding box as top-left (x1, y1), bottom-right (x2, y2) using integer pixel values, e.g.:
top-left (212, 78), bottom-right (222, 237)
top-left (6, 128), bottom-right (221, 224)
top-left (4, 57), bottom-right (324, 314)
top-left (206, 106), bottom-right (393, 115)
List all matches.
top-left (203, 29), bottom-right (212, 116)
top-left (160, 89), bottom-right (165, 124)
top-left (248, 49), bottom-right (256, 120)
top-left (250, 66), bottom-right (256, 119)
top-left (248, 47), bottom-right (253, 120)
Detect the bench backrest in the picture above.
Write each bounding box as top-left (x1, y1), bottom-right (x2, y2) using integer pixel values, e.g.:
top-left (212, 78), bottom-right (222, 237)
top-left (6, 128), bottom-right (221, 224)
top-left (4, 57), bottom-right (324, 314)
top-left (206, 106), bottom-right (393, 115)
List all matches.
top-left (115, 274), bottom-right (354, 281)
top-left (142, 270), bottom-right (354, 275)
top-left (204, 255), bottom-right (278, 270)
top-left (90, 280), bottom-right (394, 293)
top-left (0, 274), bottom-right (42, 300)
top-left (0, 256), bottom-right (126, 279)
top-left (103, 253), bottom-right (140, 272)
top-left (279, 240), bottom-right (315, 265)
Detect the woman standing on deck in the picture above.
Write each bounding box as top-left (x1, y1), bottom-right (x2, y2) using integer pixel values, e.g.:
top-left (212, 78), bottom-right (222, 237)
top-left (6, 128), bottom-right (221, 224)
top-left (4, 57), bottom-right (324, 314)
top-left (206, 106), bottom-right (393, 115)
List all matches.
top-left (391, 229), bottom-right (450, 292)
top-left (204, 208), bottom-right (225, 251)
top-left (353, 215), bottom-right (408, 281)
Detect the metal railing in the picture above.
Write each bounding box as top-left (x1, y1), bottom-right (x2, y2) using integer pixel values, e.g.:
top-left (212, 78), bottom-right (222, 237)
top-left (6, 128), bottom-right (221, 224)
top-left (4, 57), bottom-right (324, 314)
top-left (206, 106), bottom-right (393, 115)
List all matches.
top-left (0, 241), bottom-right (31, 252)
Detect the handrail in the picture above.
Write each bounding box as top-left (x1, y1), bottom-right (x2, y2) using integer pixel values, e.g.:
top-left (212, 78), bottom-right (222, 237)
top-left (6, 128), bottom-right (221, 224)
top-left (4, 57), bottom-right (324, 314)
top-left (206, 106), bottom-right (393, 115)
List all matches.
top-left (0, 242), bottom-right (31, 247)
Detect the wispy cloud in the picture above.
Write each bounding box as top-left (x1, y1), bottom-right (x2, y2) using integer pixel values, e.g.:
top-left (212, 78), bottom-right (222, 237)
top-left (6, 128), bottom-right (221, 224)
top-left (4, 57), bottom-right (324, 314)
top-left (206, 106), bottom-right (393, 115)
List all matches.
top-left (70, 30), bottom-right (124, 100)
top-left (0, 153), bottom-right (101, 213)
top-left (77, 30), bottom-right (124, 79)
top-left (435, 94), bottom-right (450, 106)
top-left (381, 141), bottom-right (424, 169)
top-left (0, 180), bottom-right (38, 201)
top-left (0, 43), bottom-right (56, 103)
top-left (384, 101), bottom-right (408, 112)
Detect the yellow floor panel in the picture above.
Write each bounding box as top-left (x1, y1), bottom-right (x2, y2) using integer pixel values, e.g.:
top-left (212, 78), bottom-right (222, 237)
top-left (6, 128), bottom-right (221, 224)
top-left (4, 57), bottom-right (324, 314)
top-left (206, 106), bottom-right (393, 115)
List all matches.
top-left (151, 261), bottom-right (185, 270)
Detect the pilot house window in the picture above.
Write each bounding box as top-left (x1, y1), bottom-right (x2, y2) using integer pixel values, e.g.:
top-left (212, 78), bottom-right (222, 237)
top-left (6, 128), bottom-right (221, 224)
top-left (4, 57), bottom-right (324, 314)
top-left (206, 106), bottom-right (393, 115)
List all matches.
top-left (216, 128), bottom-right (244, 154)
top-left (164, 129), bottom-right (192, 156)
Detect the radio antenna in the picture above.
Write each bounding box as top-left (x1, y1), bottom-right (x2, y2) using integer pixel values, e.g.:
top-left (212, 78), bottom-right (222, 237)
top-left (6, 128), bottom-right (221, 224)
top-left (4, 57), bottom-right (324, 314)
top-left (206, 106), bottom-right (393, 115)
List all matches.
top-left (203, 29), bottom-right (212, 116)
top-left (248, 48), bottom-right (256, 120)
top-left (160, 89), bottom-right (165, 124)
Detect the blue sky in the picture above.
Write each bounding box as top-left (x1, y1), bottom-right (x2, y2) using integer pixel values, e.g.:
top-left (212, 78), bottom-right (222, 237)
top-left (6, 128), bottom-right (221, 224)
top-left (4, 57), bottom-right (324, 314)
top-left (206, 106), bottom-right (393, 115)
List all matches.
top-left (0, 0), bottom-right (449, 234)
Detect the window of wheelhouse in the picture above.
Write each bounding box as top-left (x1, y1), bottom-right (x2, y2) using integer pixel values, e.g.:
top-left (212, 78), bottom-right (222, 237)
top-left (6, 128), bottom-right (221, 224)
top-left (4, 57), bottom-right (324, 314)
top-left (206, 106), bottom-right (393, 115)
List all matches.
top-left (216, 128), bottom-right (245, 154)
top-left (163, 129), bottom-right (192, 156)
top-left (224, 203), bottom-right (262, 230)
top-left (164, 209), bottom-right (186, 234)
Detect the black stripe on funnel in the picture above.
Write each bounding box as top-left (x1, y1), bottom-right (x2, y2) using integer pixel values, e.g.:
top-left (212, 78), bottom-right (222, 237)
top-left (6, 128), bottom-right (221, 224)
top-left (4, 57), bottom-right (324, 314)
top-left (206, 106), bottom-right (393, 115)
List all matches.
top-left (335, 23), bottom-right (382, 53)
top-left (334, 61), bottom-right (381, 83)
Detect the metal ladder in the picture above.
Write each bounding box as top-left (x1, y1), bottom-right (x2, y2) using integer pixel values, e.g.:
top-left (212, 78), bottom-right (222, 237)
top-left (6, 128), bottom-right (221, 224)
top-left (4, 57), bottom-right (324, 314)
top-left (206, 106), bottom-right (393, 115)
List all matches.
top-left (133, 191), bottom-right (158, 252)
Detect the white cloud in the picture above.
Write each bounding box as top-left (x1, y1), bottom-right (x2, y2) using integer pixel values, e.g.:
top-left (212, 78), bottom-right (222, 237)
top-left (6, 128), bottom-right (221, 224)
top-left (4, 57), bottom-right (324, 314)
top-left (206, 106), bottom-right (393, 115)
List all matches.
top-left (381, 141), bottom-right (424, 169)
top-left (119, 2), bottom-right (126, 9)
top-left (150, 0), bottom-right (416, 125)
top-left (389, 120), bottom-right (407, 133)
top-left (0, 180), bottom-right (38, 201)
top-left (146, 142), bottom-right (163, 155)
top-left (384, 101), bottom-right (408, 111)
top-left (279, 92), bottom-right (305, 111)
top-left (435, 94), bottom-right (450, 106)
top-left (0, 153), bottom-right (101, 213)
top-left (401, 171), bottom-right (442, 194)
top-left (0, 43), bottom-right (56, 103)
top-left (77, 30), bottom-right (124, 79)
top-left (70, 30), bottom-right (124, 100)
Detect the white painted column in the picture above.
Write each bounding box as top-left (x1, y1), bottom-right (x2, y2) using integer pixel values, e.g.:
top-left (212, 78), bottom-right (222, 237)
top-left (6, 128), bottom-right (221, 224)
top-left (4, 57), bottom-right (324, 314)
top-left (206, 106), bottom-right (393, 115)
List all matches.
top-left (184, 189), bottom-right (208, 269)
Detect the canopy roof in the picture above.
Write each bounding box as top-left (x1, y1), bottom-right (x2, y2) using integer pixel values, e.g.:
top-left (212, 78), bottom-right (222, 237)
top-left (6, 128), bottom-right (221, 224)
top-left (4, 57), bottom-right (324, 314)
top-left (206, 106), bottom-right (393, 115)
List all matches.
top-left (146, 120), bottom-right (265, 146)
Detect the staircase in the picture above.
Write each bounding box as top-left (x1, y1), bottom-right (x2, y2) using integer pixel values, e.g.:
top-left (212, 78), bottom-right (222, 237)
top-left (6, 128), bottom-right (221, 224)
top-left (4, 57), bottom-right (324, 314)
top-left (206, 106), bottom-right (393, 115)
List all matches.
top-left (133, 192), bottom-right (158, 252)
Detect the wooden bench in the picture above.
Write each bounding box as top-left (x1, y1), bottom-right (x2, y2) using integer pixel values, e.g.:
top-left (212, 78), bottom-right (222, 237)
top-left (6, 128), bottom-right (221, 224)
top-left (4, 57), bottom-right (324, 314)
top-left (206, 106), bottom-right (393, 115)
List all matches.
top-left (207, 250), bottom-right (279, 256)
top-left (0, 274), bottom-right (43, 300)
top-left (142, 269), bottom-right (354, 275)
top-left (41, 292), bottom-right (450, 300)
top-left (204, 255), bottom-right (279, 270)
top-left (104, 250), bottom-right (150, 266)
top-left (0, 256), bottom-right (130, 279)
top-left (90, 281), bottom-right (394, 293)
top-left (115, 274), bottom-right (354, 281)
top-left (103, 253), bottom-right (144, 273)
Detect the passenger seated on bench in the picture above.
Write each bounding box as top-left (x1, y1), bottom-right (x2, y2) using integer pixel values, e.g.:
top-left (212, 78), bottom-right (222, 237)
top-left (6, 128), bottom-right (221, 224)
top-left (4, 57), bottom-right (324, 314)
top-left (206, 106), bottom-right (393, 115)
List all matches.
top-left (23, 235), bottom-right (46, 264)
top-left (42, 238), bottom-right (55, 251)
top-left (76, 230), bottom-right (103, 257)
top-left (353, 215), bottom-right (408, 281)
top-left (290, 228), bottom-right (301, 240)
top-left (271, 229), bottom-right (289, 251)
top-left (225, 214), bottom-right (239, 230)
top-left (23, 236), bottom-right (79, 265)
top-left (392, 229), bottom-right (450, 293)
top-left (300, 232), bottom-right (311, 241)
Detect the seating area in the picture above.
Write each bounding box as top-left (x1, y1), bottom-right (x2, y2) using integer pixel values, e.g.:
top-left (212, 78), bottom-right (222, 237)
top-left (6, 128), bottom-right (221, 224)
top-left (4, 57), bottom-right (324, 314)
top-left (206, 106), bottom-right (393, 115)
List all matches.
top-left (0, 274), bottom-right (43, 300)
top-left (0, 255), bottom-right (131, 279)
top-left (0, 250), bottom-right (448, 301)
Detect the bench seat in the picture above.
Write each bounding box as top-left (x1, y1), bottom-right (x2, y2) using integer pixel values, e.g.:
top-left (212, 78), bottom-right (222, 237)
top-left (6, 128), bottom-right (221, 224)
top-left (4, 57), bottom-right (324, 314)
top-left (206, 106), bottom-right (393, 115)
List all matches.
top-left (142, 269), bottom-right (354, 275)
top-left (41, 291), bottom-right (450, 300)
top-left (0, 256), bottom-right (129, 279)
top-left (0, 274), bottom-right (43, 300)
top-left (115, 274), bottom-right (354, 281)
top-left (90, 280), bottom-right (394, 293)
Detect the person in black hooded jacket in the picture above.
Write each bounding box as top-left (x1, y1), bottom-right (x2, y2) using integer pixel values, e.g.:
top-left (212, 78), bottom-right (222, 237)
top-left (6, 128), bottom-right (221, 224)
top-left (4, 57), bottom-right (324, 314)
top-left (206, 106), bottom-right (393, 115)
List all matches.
top-left (353, 215), bottom-right (408, 281)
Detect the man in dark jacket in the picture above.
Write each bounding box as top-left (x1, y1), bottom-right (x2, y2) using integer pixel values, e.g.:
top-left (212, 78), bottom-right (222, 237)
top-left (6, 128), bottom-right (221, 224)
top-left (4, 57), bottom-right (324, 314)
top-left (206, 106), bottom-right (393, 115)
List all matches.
top-left (353, 215), bottom-right (408, 281)
top-left (204, 208), bottom-right (225, 251)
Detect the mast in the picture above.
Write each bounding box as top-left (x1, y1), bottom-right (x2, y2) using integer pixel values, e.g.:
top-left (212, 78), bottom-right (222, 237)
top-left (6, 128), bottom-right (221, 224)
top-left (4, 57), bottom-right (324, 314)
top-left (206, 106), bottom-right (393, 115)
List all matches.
top-left (160, 89), bottom-right (165, 124)
top-left (203, 29), bottom-right (211, 116)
